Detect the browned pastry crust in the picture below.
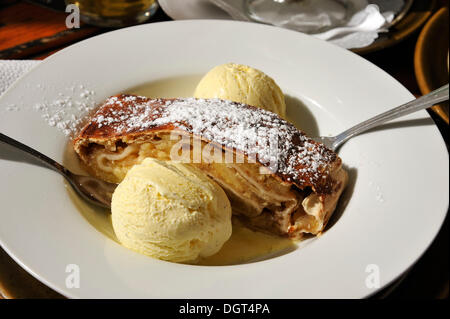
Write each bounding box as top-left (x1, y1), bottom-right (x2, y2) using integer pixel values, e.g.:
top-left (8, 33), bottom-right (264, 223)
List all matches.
top-left (73, 95), bottom-right (347, 238)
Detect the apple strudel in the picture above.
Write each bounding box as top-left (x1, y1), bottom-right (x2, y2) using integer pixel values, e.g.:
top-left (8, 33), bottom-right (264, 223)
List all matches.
top-left (73, 95), bottom-right (347, 239)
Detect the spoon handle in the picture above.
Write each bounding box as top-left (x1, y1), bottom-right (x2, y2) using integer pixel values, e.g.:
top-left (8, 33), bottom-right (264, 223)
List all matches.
top-left (0, 132), bottom-right (69, 177)
top-left (333, 84), bottom-right (449, 149)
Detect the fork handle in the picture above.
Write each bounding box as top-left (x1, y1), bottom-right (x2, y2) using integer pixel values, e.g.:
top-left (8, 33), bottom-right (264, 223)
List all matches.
top-left (333, 84), bottom-right (449, 149)
top-left (0, 132), bottom-right (69, 178)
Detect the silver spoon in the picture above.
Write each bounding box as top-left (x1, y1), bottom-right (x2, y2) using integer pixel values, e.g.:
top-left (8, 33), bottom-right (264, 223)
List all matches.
top-left (315, 84), bottom-right (449, 151)
top-left (0, 132), bottom-right (117, 208)
top-left (1, 85), bottom-right (447, 208)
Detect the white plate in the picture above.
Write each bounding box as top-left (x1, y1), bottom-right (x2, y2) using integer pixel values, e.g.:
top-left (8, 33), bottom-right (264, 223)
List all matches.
top-left (0, 20), bottom-right (448, 298)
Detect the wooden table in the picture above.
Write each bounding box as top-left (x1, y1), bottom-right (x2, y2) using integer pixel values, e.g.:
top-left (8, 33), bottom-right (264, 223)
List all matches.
top-left (0, 0), bottom-right (448, 299)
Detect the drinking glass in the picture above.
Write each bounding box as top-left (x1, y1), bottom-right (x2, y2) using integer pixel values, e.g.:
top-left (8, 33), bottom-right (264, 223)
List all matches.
top-left (65, 0), bottom-right (159, 27)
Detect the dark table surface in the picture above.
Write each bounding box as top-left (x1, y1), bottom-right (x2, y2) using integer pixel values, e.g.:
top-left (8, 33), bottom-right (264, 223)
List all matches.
top-left (0, 0), bottom-right (448, 299)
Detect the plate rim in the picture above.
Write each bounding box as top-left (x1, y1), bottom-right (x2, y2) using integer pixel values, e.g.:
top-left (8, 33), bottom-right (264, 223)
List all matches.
top-left (414, 6), bottom-right (449, 124)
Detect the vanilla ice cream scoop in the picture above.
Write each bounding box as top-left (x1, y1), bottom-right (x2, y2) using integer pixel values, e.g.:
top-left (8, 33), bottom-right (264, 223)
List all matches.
top-left (194, 63), bottom-right (286, 117)
top-left (111, 158), bottom-right (232, 263)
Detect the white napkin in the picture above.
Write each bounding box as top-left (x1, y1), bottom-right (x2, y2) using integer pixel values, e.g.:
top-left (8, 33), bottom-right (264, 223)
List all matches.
top-left (0, 60), bottom-right (40, 97)
top-left (209, 0), bottom-right (405, 49)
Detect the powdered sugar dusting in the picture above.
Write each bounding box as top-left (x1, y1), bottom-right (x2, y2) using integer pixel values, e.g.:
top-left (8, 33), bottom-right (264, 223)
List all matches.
top-left (88, 95), bottom-right (338, 188)
top-left (32, 85), bottom-right (97, 136)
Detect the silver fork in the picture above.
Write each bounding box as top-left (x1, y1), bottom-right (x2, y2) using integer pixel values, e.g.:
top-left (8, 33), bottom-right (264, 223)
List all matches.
top-left (0, 132), bottom-right (117, 208)
top-left (315, 84), bottom-right (449, 152)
